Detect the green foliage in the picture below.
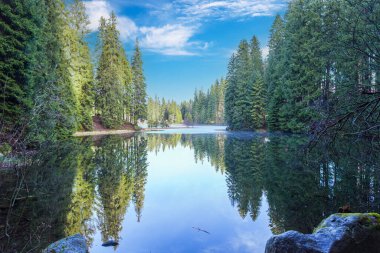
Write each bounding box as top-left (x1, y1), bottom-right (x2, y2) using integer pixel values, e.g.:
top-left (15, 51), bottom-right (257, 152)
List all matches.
top-left (132, 40), bottom-right (147, 125)
top-left (95, 14), bottom-right (125, 129)
top-left (264, 0), bottom-right (380, 136)
top-left (266, 15), bottom-right (285, 131)
top-left (187, 78), bottom-right (226, 124)
top-left (147, 96), bottom-right (183, 127)
top-left (28, 0), bottom-right (78, 142)
top-left (0, 0), bottom-right (36, 132)
top-left (65, 0), bottom-right (94, 130)
top-left (252, 77), bottom-right (266, 129)
top-left (0, 143), bottom-right (12, 156)
top-left (1, 0), bottom-right (149, 141)
top-left (0, 0), bottom-right (98, 142)
top-left (225, 38), bottom-right (265, 130)
top-left (223, 0), bottom-right (380, 136)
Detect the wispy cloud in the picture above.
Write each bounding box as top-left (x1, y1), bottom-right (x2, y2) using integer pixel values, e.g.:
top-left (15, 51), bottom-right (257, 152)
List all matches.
top-left (84, 0), bottom-right (138, 41)
top-left (139, 24), bottom-right (210, 56)
top-left (83, 0), bottom-right (287, 56)
top-left (172, 0), bottom-right (287, 22)
top-left (84, 0), bottom-right (111, 31)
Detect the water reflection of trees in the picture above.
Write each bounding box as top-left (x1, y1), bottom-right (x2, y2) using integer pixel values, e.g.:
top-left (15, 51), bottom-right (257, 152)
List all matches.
top-left (94, 135), bottom-right (148, 247)
top-left (0, 135), bottom-right (148, 252)
top-left (148, 134), bottom-right (380, 234)
top-left (0, 140), bottom-right (80, 252)
top-left (1, 133), bottom-right (379, 252)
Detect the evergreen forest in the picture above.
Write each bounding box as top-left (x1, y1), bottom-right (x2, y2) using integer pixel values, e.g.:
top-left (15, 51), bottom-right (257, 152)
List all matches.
top-left (0, 0), bottom-right (147, 145)
top-left (225, 0), bottom-right (379, 138)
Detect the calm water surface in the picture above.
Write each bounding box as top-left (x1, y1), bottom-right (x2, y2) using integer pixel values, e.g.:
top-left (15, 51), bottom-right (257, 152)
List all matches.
top-left (0, 126), bottom-right (379, 253)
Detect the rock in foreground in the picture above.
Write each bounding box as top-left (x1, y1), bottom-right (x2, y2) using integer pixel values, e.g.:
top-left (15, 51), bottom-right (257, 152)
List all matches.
top-left (265, 213), bottom-right (380, 253)
top-left (43, 234), bottom-right (87, 253)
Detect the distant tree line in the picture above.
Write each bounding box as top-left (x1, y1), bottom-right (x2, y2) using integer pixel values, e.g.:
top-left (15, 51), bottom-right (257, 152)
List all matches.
top-left (225, 0), bottom-right (379, 138)
top-left (181, 78), bottom-right (226, 125)
top-left (147, 78), bottom-right (226, 126)
top-left (147, 97), bottom-right (182, 127)
top-left (0, 0), bottom-right (147, 144)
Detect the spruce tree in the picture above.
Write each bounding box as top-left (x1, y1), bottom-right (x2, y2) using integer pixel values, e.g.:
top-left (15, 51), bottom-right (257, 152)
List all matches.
top-left (66, 0), bottom-right (94, 130)
top-left (252, 77), bottom-right (266, 129)
top-left (131, 40), bottom-right (147, 125)
top-left (250, 36), bottom-right (265, 129)
top-left (234, 40), bottom-right (253, 130)
top-left (225, 54), bottom-right (238, 129)
top-left (95, 13), bottom-right (125, 128)
top-left (29, 0), bottom-right (77, 141)
top-left (266, 15), bottom-right (285, 131)
top-left (0, 0), bottom-right (41, 136)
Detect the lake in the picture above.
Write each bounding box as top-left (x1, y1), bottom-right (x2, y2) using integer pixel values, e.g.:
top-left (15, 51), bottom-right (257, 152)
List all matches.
top-left (0, 126), bottom-right (379, 252)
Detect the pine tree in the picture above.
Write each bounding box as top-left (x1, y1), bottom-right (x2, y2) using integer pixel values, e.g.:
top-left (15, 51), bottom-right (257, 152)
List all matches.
top-left (120, 47), bottom-right (133, 122)
top-left (252, 77), bottom-right (266, 129)
top-left (225, 54), bottom-right (238, 129)
top-left (66, 0), bottom-right (94, 130)
top-left (131, 39), bottom-right (147, 125)
top-left (278, 0), bottom-right (324, 132)
top-left (95, 13), bottom-right (125, 128)
top-left (250, 36), bottom-right (264, 79)
top-left (29, 0), bottom-right (77, 141)
top-left (0, 0), bottom-right (42, 136)
top-left (250, 36), bottom-right (265, 129)
top-left (266, 15), bottom-right (285, 131)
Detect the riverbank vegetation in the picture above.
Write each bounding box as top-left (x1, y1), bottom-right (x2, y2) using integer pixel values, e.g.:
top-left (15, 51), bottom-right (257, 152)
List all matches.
top-left (0, 0), bottom-right (147, 147)
top-left (224, 0), bottom-right (379, 139)
top-left (1, 0), bottom-right (379, 149)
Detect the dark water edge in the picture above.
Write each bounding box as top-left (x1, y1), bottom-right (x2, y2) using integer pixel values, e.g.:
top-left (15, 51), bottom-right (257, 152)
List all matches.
top-left (0, 130), bottom-right (379, 252)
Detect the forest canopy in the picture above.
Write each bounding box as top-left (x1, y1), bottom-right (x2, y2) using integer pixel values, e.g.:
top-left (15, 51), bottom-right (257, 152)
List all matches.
top-left (0, 0), bottom-right (379, 147)
top-left (0, 0), bottom-right (147, 145)
top-left (225, 0), bottom-right (379, 138)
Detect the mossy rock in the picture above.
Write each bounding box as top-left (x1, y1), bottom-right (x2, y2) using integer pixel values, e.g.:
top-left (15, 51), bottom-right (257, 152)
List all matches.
top-left (266, 213), bottom-right (380, 253)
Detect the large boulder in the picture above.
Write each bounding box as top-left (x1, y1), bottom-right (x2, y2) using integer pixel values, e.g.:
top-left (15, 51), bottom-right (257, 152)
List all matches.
top-left (265, 213), bottom-right (380, 253)
top-left (43, 234), bottom-right (87, 253)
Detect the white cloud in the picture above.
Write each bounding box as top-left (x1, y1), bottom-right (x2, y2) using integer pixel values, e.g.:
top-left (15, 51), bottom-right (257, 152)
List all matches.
top-left (83, 0), bottom-right (288, 56)
top-left (173, 0), bottom-right (287, 22)
top-left (84, 0), bottom-right (111, 31)
top-left (118, 17), bottom-right (138, 41)
top-left (84, 0), bottom-right (138, 41)
top-left (139, 24), bottom-right (200, 56)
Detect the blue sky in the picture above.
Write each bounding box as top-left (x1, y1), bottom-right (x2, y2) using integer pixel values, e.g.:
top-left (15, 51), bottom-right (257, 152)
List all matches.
top-left (84, 0), bottom-right (289, 102)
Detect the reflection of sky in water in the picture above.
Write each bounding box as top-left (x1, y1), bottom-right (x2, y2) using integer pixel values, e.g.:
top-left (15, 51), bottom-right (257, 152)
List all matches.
top-left (90, 140), bottom-right (272, 253)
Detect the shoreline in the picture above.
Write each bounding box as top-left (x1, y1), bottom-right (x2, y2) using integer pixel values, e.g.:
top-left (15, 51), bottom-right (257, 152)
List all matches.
top-left (73, 125), bottom-right (194, 137)
top-left (73, 129), bottom-right (137, 137)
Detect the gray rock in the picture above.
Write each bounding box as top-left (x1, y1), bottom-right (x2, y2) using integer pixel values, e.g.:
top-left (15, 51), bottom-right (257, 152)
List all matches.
top-left (43, 234), bottom-right (87, 253)
top-left (265, 213), bottom-right (380, 253)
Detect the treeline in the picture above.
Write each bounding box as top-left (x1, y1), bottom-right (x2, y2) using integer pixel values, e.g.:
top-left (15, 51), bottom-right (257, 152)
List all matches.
top-left (147, 78), bottom-right (226, 127)
top-left (225, 0), bottom-right (379, 136)
top-left (147, 97), bottom-right (182, 127)
top-left (181, 78), bottom-right (226, 124)
top-left (0, 0), bottom-right (147, 144)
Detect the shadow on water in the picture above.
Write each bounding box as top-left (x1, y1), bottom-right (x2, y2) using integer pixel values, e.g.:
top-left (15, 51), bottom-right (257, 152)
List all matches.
top-left (0, 132), bottom-right (379, 252)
